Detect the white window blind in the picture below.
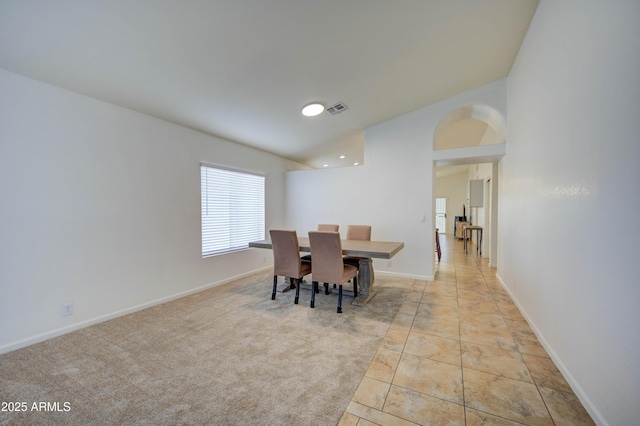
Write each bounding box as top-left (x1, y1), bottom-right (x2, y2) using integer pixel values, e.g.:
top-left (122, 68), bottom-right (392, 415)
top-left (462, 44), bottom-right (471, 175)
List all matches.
top-left (201, 164), bottom-right (265, 257)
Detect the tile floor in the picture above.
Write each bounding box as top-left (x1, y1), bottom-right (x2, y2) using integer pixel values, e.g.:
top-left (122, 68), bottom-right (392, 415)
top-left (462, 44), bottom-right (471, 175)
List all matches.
top-left (338, 234), bottom-right (595, 426)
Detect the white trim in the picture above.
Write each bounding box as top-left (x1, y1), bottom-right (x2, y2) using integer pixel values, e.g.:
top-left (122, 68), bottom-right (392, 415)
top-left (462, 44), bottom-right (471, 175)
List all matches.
top-left (376, 270), bottom-right (434, 281)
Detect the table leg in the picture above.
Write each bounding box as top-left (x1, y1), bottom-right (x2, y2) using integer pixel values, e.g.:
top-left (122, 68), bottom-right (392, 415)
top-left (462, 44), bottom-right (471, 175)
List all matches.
top-left (352, 258), bottom-right (375, 306)
top-left (464, 228), bottom-right (468, 254)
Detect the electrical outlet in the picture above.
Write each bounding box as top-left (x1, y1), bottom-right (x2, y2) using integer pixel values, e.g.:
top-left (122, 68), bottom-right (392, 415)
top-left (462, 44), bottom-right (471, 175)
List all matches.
top-left (387, 260), bottom-right (392, 267)
top-left (61, 303), bottom-right (73, 316)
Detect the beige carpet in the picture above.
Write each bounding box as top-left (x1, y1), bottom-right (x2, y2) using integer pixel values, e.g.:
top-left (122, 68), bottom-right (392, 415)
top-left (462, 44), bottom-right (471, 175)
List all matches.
top-left (0, 272), bottom-right (411, 425)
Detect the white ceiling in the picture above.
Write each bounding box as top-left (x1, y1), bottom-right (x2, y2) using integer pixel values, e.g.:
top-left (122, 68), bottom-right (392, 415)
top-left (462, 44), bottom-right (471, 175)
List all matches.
top-left (0, 0), bottom-right (538, 168)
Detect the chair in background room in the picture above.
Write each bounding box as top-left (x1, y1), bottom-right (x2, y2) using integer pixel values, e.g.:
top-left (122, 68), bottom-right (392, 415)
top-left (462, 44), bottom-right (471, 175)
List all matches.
top-left (269, 229), bottom-right (312, 304)
top-left (343, 225), bottom-right (374, 285)
top-left (308, 231), bottom-right (358, 313)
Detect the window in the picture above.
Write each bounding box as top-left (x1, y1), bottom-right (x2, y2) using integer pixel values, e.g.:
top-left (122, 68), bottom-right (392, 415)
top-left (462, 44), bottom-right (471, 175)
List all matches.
top-left (200, 164), bottom-right (265, 257)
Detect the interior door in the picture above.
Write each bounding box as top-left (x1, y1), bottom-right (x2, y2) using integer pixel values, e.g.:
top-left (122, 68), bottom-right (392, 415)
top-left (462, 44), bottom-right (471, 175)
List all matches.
top-left (435, 197), bottom-right (447, 233)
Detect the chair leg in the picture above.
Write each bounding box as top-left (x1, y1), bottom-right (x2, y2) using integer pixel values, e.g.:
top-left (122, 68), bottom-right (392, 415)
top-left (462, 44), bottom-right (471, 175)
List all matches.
top-left (353, 275), bottom-right (358, 298)
top-left (310, 281), bottom-right (317, 308)
top-left (324, 283), bottom-right (330, 295)
top-left (337, 284), bottom-right (343, 313)
top-left (272, 275), bottom-right (278, 300)
top-left (294, 278), bottom-right (300, 304)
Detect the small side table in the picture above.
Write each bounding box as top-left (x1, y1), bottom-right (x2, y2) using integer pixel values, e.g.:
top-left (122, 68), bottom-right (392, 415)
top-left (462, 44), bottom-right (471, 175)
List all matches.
top-left (463, 225), bottom-right (483, 255)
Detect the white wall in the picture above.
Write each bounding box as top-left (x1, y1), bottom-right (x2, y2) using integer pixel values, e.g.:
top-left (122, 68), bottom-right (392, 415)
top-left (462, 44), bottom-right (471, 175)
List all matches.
top-left (0, 69), bottom-right (306, 353)
top-left (501, 1), bottom-right (640, 424)
top-left (286, 79), bottom-right (508, 281)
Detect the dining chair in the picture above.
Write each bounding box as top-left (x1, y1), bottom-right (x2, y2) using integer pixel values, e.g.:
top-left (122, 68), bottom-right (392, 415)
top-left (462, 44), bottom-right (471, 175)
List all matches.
top-left (308, 231), bottom-right (358, 313)
top-left (343, 225), bottom-right (374, 284)
top-left (269, 229), bottom-right (312, 304)
top-left (301, 224), bottom-right (339, 264)
top-left (317, 224), bottom-right (339, 232)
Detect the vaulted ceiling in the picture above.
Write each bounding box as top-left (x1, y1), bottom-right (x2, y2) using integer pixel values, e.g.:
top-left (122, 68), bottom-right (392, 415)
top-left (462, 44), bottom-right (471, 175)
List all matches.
top-left (0, 0), bottom-right (538, 168)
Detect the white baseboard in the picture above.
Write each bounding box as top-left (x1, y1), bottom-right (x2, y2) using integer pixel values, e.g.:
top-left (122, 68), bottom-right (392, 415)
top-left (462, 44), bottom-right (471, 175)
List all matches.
top-left (377, 270), bottom-right (434, 281)
top-left (0, 266), bottom-right (272, 355)
top-left (495, 273), bottom-right (606, 426)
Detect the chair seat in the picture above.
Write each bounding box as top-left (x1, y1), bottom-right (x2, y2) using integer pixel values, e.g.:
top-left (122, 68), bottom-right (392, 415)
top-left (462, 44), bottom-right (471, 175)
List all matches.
top-left (299, 261), bottom-right (312, 277)
top-left (341, 264), bottom-right (358, 281)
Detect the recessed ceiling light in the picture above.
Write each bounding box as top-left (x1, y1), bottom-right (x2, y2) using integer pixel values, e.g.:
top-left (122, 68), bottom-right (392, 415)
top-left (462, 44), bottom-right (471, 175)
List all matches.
top-left (323, 164), bottom-right (329, 167)
top-left (339, 155), bottom-right (346, 159)
top-left (353, 162), bottom-right (359, 166)
top-left (301, 102), bottom-right (324, 117)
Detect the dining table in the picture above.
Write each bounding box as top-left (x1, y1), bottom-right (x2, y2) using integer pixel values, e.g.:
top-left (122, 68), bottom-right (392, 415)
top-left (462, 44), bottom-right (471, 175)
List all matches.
top-left (248, 237), bottom-right (404, 306)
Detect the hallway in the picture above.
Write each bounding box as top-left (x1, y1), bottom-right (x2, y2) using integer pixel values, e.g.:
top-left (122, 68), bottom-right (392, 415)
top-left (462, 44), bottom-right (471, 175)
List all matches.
top-left (339, 234), bottom-right (594, 425)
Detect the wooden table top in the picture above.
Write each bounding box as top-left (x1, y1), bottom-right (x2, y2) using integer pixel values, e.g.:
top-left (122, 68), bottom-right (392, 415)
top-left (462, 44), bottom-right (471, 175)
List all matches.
top-left (249, 237), bottom-right (404, 260)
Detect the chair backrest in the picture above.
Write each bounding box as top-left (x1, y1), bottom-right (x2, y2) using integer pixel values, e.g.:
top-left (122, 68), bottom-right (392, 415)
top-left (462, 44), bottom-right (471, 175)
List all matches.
top-left (317, 224), bottom-right (339, 232)
top-left (308, 231), bottom-right (344, 284)
top-left (270, 229), bottom-right (302, 278)
top-left (346, 225), bottom-right (371, 241)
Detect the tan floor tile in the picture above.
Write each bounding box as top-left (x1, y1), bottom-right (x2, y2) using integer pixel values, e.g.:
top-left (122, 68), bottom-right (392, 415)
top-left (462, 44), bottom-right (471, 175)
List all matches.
top-left (366, 347), bottom-right (402, 383)
top-left (493, 297), bottom-right (524, 321)
top-left (352, 376), bottom-right (391, 410)
top-left (463, 369), bottom-right (553, 425)
top-left (347, 236), bottom-right (594, 426)
top-left (412, 316), bottom-right (460, 340)
top-left (461, 342), bottom-right (533, 383)
top-left (487, 284), bottom-right (508, 296)
top-left (458, 299), bottom-right (500, 314)
top-left (456, 277), bottom-right (485, 287)
top-left (399, 301), bottom-right (420, 316)
top-left (511, 330), bottom-right (548, 357)
top-left (465, 407), bottom-right (524, 425)
top-left (538, 386), bottom-right (595, 425)
top-left (391, 312), bottom-right (416, 331)
top-left (404, 331), bottom-right (461, 365)
top-left (424, 282), bottom-right (458, 298)
top-left (522, 354), bottom-right (572, 392)
top-left (416, 303), bottom-right (459, 322)
top-left (382, 327), bottom-right (410, 352)
top-left (459, 310), bottom-right (506, 328)
top-left (357, 419), bottom-right (381, 426)
top-left (503, 317), bottom-right (533, 334)
top-left (411, 280), bottom-right (428, 292)
top-left (406, 290), bottom-right (424, 303)
top-left (420, 292), bottom-right (459, 308)
top-left (338, 411), bottom-right (360, 426)
top-left (460, 323), bottom-right (518, 351)
top-left (458, 289), bottom-right (494, 303)
top-left (384, 385), bottom-right (465, 425)
top-left (434, 270), bottom-right (456, 282)
top-left (456, 279), bottom-right (490, 290)
top-left (393, 353), bottom-right (463, 404)
top-left (346, 401), bottom-right (420, 426)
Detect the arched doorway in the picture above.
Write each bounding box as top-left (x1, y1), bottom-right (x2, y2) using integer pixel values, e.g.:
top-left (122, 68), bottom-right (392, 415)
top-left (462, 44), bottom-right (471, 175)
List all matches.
top-left (432, 104), bottom-right (506, 267)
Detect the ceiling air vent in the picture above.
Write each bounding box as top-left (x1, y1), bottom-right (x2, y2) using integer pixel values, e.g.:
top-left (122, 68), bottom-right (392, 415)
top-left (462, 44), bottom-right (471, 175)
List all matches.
top-left (326, 102), bottom-right (348, 115)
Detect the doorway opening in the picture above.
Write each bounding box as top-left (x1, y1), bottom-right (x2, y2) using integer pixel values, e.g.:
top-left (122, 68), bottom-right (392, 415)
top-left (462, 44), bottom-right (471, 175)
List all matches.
top-left (432, 104), bottom-right (506, 268)
top-left (435, 197), bottom-right (447, 234)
